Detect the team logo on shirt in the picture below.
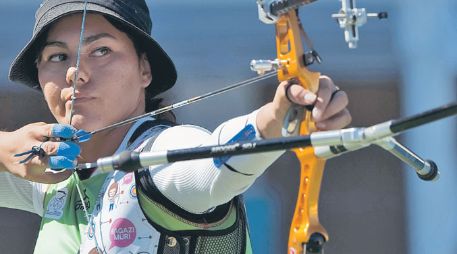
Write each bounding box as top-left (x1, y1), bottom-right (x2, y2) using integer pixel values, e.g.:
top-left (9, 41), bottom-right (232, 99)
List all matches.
top-left (44, 187), bottom-right (68, 220)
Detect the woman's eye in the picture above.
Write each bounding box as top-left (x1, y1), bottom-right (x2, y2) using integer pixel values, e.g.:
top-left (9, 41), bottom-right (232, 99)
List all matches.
top-left (92, 47), bottom-right (111, 57)
top-left (48, 54), bottom-right (67, 62)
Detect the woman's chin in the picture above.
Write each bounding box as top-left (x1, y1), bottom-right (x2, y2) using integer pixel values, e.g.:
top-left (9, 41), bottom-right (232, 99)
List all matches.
top-left (66, 115), bottom-right (103, 132)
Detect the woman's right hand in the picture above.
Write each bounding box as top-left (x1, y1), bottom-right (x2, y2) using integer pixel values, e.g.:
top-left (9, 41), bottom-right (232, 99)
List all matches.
top-left (0, 123), bottom-right (81, 183)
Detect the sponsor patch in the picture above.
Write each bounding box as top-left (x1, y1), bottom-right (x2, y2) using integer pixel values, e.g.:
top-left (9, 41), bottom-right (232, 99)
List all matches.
top-left (213, 124), bottom-right (256, 168)
top-left (109, 218), bottom-right (136, 249)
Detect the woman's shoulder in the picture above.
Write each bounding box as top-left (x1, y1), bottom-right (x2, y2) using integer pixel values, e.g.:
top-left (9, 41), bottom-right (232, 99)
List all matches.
top-left (151, 124), bottom-right (211, 150)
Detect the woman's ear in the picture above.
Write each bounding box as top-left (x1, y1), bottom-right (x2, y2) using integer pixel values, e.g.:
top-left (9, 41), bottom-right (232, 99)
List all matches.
top-left (139, 53), bottom-right (152, 88)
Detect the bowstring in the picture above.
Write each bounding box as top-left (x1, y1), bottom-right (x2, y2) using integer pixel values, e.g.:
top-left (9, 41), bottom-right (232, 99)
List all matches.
top-left (68, 1), bottom-right (102, 252)
top-left (69, 1), bottom-right (88, 125)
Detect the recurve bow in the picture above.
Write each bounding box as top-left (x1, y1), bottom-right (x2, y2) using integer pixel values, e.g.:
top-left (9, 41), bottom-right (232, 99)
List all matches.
top-left (252, 1), bottom-right (386, 253)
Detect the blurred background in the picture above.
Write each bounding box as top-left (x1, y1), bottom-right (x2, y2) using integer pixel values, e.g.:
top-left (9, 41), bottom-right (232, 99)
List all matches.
top-left (0, 0), bottom-right (456, 253)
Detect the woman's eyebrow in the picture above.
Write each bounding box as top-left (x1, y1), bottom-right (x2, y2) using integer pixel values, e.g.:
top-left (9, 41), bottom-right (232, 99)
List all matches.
top-left (43, 33), bottom-right (116, 49)
top-left (84, 33), bottom-right (116, 44)
top-left (43, 41), bottom-right (67, 49)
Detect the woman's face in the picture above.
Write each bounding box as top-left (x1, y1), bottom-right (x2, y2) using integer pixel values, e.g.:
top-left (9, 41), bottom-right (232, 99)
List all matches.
top-left (37, 14), bottom-right (152, 131)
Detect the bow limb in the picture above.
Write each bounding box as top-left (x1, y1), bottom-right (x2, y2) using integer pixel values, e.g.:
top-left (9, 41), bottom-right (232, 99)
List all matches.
top-left (274, 10), bottom-right (328, 253)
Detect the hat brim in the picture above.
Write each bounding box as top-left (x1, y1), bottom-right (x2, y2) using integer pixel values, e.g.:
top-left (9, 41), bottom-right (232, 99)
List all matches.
top-left (9, 2), bottom-right (177, 97)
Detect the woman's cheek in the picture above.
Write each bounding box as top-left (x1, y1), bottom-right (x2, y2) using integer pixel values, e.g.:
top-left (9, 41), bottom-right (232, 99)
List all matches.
top-left (42, 83), bottom-right (66, 122)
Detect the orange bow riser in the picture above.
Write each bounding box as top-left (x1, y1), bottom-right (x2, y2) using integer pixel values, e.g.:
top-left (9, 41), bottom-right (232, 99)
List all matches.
top-left (273, 9), bottom-right (329, 254)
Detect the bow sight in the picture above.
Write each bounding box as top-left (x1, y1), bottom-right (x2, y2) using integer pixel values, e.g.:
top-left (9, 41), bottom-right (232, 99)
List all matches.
top-left (257, 0), bottom-right (388, 48)
top-left (332, 0), bottom-right (388, 48)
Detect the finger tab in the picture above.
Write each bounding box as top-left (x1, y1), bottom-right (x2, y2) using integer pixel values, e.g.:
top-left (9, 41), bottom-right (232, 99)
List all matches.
top-left (51, 124), bottom-right (77, 139)
top-left (56, 142), bottom-right (81, 157)
top-left (49, 156), bottom-right (77, 170)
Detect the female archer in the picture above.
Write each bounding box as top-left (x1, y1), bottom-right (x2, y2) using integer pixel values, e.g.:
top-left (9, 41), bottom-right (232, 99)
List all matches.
top-left (0, 0), bottom-right (351, 253)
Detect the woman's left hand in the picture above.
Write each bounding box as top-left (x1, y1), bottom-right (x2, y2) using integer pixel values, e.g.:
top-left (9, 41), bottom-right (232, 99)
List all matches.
top-left (257, 75), bottom-right (352, 139)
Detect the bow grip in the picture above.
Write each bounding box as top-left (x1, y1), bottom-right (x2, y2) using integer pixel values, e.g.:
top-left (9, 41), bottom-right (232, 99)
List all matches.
top-left (274, 9), bottom-right (329, 254)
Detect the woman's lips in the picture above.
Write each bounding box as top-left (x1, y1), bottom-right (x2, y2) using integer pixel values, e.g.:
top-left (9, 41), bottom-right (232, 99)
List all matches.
top-left (65, 96), bottom-right (94, 106)
top-left (72, 97), bottom-right (93, 103)
top-left (64, 91), bottom-right (93, 101)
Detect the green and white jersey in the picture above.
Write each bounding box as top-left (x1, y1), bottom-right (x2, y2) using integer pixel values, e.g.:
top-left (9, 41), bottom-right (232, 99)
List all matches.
top-left (37, 169), bottom-right (253, 254)
top-left (1, 112), bottom-right (283, 253)
top-left (37, 169), bottom-right (161, 253)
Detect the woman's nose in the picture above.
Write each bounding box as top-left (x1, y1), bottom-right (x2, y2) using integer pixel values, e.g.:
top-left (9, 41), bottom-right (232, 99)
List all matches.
top-left (66, 65), bottom-right (90, 87)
